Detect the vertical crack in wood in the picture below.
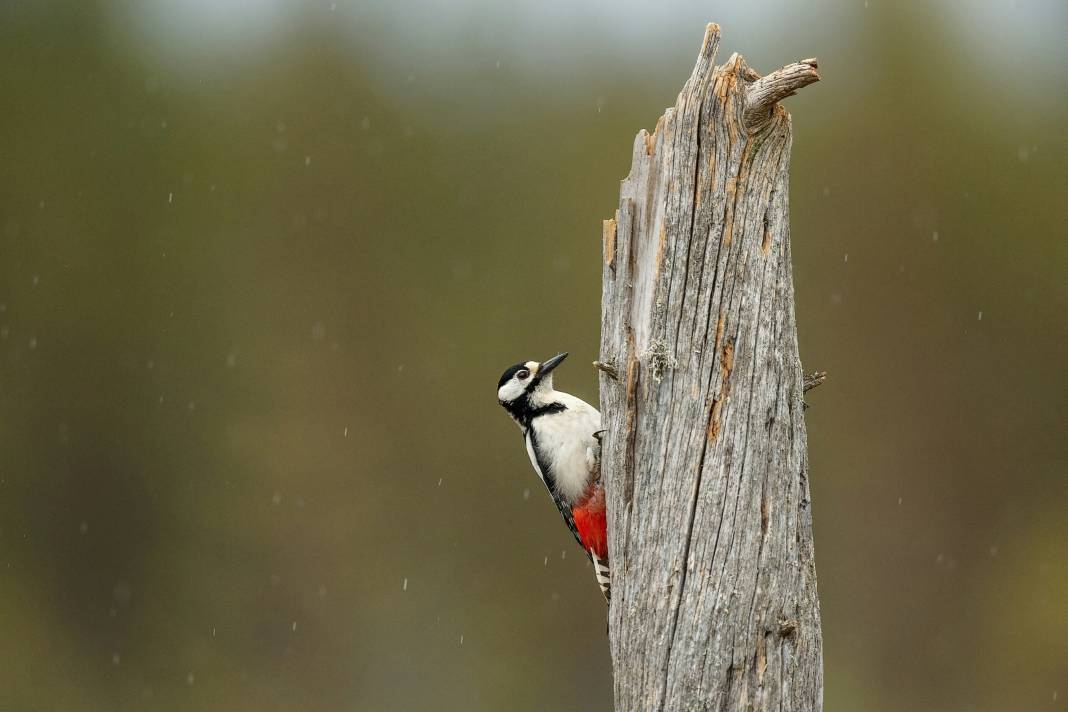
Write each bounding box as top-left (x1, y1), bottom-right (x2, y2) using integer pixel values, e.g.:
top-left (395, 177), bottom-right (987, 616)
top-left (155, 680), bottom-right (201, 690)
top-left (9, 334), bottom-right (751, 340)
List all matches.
top-left (622, 348), bottom-right (640, 508)
top-left (604, 217), bottom-right (618, 270)
top-left (657, 423), bottom-right (711, 711)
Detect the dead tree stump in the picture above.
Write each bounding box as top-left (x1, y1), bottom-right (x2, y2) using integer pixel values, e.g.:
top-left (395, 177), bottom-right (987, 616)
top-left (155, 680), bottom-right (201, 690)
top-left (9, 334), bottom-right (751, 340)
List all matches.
top-left (597, 24), bottom-right (823, 711)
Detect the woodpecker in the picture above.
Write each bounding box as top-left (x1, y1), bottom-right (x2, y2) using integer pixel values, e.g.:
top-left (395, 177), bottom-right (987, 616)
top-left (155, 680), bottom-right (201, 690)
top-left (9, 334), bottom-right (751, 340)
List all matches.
top-left (497, 352), bottom-right (610, 601)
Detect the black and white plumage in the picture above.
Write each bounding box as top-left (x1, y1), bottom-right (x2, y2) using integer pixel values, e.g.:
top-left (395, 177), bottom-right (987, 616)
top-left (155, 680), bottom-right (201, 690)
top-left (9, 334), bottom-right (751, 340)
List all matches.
top-left (497, 352), bottom-right (610, 601)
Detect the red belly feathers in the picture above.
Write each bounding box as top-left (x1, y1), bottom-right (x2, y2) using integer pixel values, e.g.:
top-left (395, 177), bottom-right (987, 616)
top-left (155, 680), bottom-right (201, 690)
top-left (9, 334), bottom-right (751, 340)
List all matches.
top-left (571, 485), bottom-right (608, 560)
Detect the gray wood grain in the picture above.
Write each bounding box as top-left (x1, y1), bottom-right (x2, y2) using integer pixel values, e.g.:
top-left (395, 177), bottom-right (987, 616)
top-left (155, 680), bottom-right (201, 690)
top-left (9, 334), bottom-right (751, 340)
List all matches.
top-left (597, 24), bottom-right (823, 712)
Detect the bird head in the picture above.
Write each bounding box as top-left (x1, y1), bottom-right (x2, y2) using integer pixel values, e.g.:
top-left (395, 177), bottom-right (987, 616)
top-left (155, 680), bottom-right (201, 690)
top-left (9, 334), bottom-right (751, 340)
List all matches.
top-left (496, 352), bottom-right (568, 416)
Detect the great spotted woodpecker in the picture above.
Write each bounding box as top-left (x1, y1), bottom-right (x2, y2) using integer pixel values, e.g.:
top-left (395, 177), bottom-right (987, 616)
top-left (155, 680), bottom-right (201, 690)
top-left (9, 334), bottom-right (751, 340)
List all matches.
top-left (497, 352), bottom-right (610, 601)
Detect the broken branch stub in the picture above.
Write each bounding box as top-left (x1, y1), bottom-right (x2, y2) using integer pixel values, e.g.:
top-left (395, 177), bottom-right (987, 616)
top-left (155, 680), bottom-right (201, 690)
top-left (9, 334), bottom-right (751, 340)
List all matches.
top-left (745, 58), bottom-right (821, 132)
top-left (598, 23), bottom-right (824, 711)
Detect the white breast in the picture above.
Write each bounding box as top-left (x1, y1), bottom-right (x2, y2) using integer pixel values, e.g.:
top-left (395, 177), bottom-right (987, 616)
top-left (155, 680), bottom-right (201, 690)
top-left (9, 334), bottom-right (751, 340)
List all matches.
top-left (528, 392), bottom-right (601, 505)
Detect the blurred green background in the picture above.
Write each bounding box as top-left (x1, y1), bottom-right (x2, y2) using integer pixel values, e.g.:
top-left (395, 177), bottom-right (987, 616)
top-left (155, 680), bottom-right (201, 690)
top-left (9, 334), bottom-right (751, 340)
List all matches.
top-left (2, 1), bottom-right (1066, 710)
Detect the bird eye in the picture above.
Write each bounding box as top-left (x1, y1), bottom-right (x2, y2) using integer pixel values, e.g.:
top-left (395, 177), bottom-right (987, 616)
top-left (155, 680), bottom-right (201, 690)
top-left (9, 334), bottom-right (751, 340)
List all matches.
top-left (516, 369), bottom-right (530, 380)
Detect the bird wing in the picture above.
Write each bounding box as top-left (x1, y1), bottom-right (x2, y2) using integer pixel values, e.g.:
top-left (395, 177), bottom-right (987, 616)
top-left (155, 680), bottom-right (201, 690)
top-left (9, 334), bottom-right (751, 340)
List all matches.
top-left (525, 422), bottom-right (610, 602)
top-left (525, 430), bottom-right (586, 551)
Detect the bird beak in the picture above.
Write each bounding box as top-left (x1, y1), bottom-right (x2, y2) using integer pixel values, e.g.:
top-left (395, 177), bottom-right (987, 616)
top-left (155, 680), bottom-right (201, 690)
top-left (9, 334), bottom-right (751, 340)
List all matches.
top-left (538, 352), bottom-right (568, 377)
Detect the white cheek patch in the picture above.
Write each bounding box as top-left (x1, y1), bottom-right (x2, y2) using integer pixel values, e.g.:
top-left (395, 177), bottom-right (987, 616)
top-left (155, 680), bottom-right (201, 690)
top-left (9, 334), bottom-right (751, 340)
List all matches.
top-left (497, 379), bottom-right (525, 402)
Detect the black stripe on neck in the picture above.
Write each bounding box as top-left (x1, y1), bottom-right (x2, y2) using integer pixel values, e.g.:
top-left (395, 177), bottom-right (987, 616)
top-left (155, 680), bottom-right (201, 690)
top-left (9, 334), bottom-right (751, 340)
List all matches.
top-left (504, 397), bottom-right (566, 428)
top-left (529, 401), bottom-right (567, 419)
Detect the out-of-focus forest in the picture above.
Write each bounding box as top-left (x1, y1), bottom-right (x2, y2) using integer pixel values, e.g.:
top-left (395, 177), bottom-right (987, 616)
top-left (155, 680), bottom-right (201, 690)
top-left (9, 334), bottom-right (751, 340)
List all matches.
top-left (1, 2), bottom-right (1066, 711)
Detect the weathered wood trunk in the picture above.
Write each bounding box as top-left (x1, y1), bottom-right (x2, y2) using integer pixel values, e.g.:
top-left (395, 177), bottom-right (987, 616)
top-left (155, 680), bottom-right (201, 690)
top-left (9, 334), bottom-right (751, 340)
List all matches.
top-left (597, 24), bottom-right (823, 711)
